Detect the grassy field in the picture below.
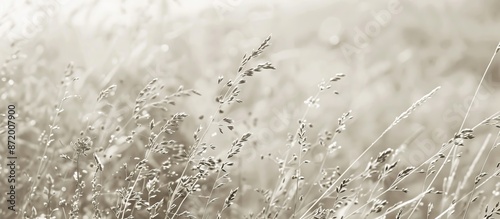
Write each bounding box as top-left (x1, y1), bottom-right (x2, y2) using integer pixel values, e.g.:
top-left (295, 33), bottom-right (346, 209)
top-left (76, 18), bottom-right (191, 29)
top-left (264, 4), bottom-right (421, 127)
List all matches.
top-left (1, 0), bottom-right (500, 218)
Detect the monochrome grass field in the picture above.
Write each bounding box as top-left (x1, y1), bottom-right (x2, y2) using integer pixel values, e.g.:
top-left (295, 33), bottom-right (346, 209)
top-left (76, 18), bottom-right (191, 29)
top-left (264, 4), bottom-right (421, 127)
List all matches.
top-left (1, 1), bottom-right (500, 218)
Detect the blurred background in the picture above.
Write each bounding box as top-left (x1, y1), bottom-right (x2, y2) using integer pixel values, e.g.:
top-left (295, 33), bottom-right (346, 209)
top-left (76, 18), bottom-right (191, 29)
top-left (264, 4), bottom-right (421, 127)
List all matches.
top-left (1, 0), bottom-right (499, 218)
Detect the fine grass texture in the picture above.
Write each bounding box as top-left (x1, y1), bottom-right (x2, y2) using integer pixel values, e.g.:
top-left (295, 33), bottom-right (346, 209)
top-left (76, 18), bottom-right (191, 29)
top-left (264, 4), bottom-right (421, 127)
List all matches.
top-left (1, 1), bottom-right (500, 219)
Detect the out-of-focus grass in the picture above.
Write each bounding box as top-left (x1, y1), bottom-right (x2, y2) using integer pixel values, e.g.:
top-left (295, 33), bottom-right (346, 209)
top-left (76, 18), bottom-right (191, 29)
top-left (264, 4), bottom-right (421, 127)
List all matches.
top-left (1, 0), bottom-right (499, 218)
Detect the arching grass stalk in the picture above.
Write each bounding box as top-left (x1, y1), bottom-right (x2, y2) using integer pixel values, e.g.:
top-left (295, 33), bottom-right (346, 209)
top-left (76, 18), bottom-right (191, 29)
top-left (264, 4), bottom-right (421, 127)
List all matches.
top-left (300, 86), bottom-right (441, 218)
top-left (407, 42), bottom-right (500, 219)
